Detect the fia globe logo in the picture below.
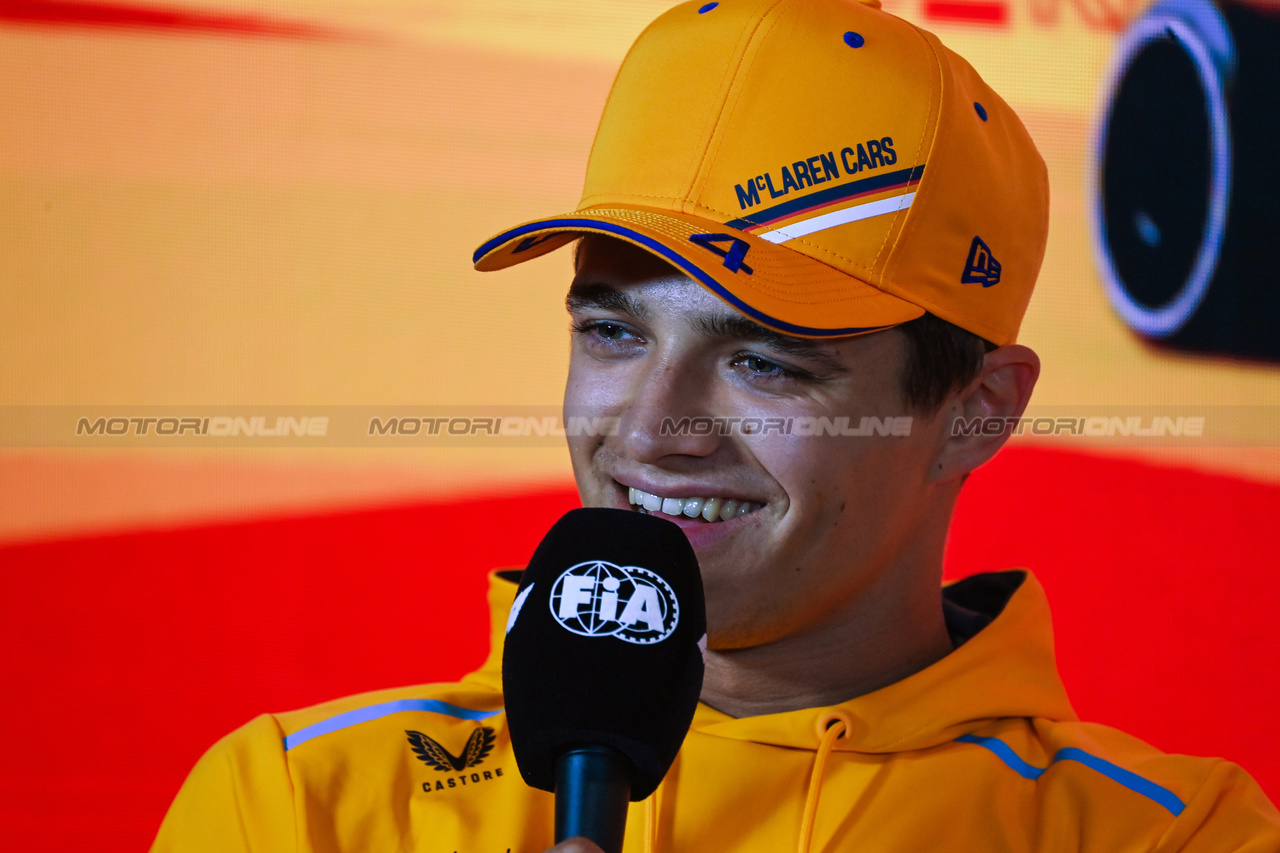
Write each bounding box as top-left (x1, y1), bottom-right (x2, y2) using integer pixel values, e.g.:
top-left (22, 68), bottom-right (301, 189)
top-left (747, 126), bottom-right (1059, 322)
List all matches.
top-left (549, 560), bottom-right (679, 644)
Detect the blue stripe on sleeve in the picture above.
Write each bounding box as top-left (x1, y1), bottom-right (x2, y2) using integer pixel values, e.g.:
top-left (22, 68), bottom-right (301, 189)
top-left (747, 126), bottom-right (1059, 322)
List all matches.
top-left (283, 699), bottom-right (503, 751)
top-left (1052, 747), bottom-right (1186, 817)
top-left (955, 734), bottom-right (1185, 816)
top-left (956, 733), bottom-right (1046, 780)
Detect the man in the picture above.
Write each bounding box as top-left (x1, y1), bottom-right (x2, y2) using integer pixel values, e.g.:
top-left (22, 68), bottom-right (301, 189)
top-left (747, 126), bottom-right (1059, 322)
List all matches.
top-left (153, 0), bottom-right (1280, 850)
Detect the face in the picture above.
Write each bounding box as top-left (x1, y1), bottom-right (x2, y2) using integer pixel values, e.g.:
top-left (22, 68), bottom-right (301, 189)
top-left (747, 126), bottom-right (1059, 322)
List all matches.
top-left (564, 237), bottom-right (952, 649)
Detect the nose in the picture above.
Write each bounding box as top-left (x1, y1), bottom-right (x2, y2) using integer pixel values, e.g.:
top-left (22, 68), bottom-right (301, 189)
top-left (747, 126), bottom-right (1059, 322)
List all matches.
top-left (617, 355), bottom-right (721, 465)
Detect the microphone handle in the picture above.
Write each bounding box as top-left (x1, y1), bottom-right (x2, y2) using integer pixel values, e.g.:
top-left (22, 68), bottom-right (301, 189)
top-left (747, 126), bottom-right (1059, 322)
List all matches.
top-left (554, 745), bottom-right (632, 853)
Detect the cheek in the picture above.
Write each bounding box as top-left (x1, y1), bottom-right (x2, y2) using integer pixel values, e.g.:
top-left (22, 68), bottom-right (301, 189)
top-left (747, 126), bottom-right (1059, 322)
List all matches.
top-left (564, 354), bottom-right (628, 417)
top-left (755, 434), bottom-right (913, 553)
top-left (752, 433), bottom-right (853, 516)
top-left (563, 358), bottom-right (628, 503)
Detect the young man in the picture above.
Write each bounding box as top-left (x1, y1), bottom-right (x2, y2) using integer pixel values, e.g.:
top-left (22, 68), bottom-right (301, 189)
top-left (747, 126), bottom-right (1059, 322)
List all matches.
top-left (153, 1), bottom-right (1280, 850)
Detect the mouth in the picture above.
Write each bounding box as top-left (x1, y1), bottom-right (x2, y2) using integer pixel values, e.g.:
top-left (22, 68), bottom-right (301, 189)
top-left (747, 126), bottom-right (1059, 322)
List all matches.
top-left (627, 487), bottom-right (763, 524)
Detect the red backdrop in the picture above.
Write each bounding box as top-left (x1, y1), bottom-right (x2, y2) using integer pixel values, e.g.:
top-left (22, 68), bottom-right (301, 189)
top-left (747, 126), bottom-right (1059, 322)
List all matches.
top-left (3, 445), bottom-right (1279, 849)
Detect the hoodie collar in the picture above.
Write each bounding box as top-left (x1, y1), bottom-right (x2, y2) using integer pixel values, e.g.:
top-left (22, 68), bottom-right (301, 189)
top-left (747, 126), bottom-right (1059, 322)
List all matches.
top-left (468, 569), bottom-right (1077, 753)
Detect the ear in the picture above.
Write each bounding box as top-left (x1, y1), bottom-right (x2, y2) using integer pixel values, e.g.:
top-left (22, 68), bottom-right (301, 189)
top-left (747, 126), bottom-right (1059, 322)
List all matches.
top-left (929, 344), bottom-right (1040, 483)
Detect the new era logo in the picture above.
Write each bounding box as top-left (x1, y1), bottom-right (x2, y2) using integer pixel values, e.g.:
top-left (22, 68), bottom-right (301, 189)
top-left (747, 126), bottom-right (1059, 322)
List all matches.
top-left (961, 236), bottom-right (1001, 287)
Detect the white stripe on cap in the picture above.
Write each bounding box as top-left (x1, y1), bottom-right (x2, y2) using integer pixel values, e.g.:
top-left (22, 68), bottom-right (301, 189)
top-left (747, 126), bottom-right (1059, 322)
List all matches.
top-left (758, 192), bottom-right (916, 244)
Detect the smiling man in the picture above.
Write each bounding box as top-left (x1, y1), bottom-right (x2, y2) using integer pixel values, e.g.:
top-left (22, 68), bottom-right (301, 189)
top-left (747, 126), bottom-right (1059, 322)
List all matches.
top-left (153, 1), bottom-right (1280, 850)
top-left (558, 235), bottom-right (1033, 719)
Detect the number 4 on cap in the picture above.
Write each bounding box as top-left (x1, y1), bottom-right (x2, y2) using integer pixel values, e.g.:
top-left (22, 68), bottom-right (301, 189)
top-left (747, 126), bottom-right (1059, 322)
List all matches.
top-left (689, 233), bottom-right (754, 275)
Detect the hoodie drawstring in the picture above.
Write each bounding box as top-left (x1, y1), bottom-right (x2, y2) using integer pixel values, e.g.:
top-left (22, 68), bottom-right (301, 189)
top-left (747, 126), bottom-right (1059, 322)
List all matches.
top-left (643, 779), bottom-right (661, 853)
top-left (798, 714), bottom-right (850, 853)
top-left (640, 714), bottom-right (847, 853)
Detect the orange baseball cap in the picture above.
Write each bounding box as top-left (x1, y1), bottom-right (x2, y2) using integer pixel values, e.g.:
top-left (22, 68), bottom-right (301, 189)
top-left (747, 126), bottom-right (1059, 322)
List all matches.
top-left (473, 0), bottom-right (1049, 344)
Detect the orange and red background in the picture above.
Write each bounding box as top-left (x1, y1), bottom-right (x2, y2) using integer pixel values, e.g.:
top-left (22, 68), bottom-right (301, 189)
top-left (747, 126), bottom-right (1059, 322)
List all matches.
top-left (2, 0), bottom-right (1279, 848)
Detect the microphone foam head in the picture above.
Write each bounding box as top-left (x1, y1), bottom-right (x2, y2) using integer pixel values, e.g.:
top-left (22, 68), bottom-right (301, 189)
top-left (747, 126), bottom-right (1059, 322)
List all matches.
top-left (502, 507), bottom-right (706, 800)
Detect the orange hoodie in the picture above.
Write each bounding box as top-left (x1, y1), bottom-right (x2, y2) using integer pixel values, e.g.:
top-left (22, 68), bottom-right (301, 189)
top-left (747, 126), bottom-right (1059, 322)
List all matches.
top-left (152, 570), bottom-right (1280, 852)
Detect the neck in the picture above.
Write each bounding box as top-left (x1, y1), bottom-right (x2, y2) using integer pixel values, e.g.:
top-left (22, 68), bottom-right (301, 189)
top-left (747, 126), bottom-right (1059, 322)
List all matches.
top-left (698, 524), bottom-right (954, 719)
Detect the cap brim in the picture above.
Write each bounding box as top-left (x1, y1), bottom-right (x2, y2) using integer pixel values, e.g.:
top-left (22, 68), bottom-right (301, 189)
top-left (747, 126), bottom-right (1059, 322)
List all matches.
top-left (473, 205), bottom-right (924, 338)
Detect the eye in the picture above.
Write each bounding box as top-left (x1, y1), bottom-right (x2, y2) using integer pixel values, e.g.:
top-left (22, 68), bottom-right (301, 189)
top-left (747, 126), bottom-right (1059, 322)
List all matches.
top-left (571, 318), bottom-right (645, 355)
top-left (742, 355), bottom-right (783, 374)
top-left (732, 352), bottom-right (803, 382)
top-left (593, 322), bottom-right (630, 341)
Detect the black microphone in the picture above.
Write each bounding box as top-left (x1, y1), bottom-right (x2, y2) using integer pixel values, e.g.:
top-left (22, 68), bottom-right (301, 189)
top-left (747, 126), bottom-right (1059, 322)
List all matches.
top-left (502, 508), bottom-right (706, 853)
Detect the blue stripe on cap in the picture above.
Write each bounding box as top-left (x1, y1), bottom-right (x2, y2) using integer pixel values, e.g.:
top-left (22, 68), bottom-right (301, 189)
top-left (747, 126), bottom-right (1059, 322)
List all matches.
top-left (724, 165), bottom-right (925, 230)
top-left (283, 699), bottom-right (503, 751)
top-left (956, 734), bottom-right (1186, 816)
top-left (473, 218), bottom-right (896, 338)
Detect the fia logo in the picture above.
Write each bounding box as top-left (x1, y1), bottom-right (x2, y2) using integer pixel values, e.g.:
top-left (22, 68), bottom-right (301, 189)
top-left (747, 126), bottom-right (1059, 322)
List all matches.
top-left (961, 236), bottom-right (1002, 287)
top-left (549, 560), bottom-right (679, 645)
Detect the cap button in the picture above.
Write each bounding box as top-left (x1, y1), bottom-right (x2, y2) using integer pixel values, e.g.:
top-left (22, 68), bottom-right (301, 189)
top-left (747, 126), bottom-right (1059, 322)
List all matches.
top-left (855, 0), bottom-right (883, 7)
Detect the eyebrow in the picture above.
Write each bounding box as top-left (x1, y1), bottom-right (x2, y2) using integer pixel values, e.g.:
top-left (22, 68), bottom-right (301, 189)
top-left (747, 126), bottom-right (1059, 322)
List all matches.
top-left (566, 281), bottom-right (650, 322)
top-left (566, 281), bottom-right (846, 373)
top-left (692, 312), bottom-right (848, 373)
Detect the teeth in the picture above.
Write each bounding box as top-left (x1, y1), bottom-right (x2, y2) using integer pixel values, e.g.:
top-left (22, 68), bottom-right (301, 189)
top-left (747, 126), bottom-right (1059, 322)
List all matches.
top-left (701, 497), bottom-right (722, 521)
top-left (628, 487), bottom-right (760, 523)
